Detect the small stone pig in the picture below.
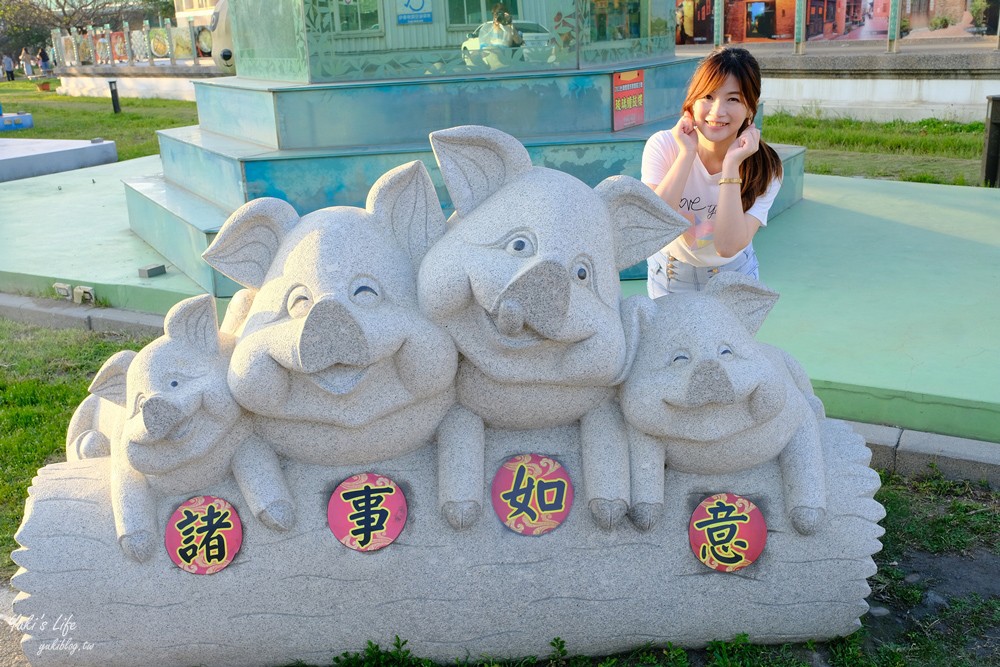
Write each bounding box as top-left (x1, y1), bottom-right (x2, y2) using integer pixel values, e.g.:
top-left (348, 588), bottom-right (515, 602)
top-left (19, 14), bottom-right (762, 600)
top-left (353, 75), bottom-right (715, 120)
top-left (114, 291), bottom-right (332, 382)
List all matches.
top-left (420, 125), bottom-right (688, 530)
top-left (619, 273), bottom-right (827, 535)
top-left (66, 349), bottom-right (135, 461)
top-left (202, 161), bottom-right (458, 530)
top-left (111, 294), bottom-right (248, 562)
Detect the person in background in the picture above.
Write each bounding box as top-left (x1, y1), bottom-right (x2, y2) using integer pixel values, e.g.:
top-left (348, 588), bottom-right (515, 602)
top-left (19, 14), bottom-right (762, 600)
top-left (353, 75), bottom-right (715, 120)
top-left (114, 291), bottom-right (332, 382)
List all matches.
top-left (641, 47), bottom-right (783, 295)
top-left (19, 47), bottom-right (33, 77)
top-left (2, 54), bottom-right (14, 81)
top-left (38, 47), bottom-right (51, 75)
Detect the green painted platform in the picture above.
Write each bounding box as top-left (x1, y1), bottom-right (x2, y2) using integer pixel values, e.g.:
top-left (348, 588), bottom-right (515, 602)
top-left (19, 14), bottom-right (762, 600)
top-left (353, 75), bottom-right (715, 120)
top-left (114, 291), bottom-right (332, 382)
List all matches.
top-left (1, 157), bottom-right (998, 445)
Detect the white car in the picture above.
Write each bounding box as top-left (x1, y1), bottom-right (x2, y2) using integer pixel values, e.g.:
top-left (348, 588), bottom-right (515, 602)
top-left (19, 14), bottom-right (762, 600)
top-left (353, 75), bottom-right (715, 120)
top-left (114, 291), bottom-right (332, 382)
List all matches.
top-left (461, 20), bottom-right (558, 64)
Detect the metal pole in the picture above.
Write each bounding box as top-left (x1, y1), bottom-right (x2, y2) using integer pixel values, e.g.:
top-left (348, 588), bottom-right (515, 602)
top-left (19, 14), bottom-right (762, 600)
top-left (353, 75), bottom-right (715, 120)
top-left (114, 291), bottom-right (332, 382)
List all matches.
top-left (794, 0), bottom-right (807, 54)
top-left (887, 0), bottom-right (901, 52)
top-left (108, 80), bottom-right (121, 113)
top-left (713, 0), bottom-right (724, 46)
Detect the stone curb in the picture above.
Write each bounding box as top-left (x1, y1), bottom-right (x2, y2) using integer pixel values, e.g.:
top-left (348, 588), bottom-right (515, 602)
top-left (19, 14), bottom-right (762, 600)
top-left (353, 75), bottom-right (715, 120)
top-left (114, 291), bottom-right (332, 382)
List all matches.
top-left (0, 293), bottom-right (164, 338)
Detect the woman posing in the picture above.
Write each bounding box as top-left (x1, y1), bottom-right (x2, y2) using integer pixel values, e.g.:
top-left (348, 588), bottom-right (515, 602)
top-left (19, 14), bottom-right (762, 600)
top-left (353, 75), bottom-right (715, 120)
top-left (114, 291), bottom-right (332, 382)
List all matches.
top-left (642, 47), bottom-right (782, 295)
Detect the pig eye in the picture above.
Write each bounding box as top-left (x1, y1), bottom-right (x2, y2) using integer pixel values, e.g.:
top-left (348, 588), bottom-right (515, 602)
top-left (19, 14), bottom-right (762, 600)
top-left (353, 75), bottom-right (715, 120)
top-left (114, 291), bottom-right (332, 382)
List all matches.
top-left (571, 257), bottom-right (593, 286)
top-left (169, 380), bottom-right (179, 388)
top-left (671, 351), bottom-right (690, 365)
top-left (505, 234), bottom-right (535, 257)
top-left (350, 277), bottom-right (382, 306)
top-left (286, 285), bottom-right (313, 318)
top-left (719, 345), bottom-right (734, 357)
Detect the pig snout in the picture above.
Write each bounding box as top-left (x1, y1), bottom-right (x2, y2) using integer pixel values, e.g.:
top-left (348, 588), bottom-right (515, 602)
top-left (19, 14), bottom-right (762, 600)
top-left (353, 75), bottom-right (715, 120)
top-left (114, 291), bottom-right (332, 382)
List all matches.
top-left (139, 395), bottom-right (188, 441)
top-left (683, 360), bottom-right (738, 407)
top-left (296, 298), bottom-right (369, 373)
top-left (492, 260), bottom-right (570, 339)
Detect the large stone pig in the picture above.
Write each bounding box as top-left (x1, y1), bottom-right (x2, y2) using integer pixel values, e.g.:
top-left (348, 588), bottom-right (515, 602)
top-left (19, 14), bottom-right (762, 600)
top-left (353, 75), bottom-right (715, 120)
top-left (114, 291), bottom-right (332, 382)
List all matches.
top-left (420, 125), bottom-right (689, 530)
top-left (66, 349), bottom-right (135, 461)
top-left (619, 273), bottom-right (827, 535)
top-left (111, 294), bottom-right (249, 562)
top-left (202, 161), bottom-right (458, 530)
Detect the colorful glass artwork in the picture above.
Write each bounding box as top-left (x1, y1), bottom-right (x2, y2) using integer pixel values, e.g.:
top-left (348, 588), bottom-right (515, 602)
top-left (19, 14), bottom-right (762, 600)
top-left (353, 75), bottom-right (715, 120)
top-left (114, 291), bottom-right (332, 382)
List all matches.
top-left (688, 493), bottom-right (767, 572)
top-left (165, 496), bottom-right (243, 574)
top-left (491, 454), bottom-right (574, 536)
top-left (328, 473), bottom-right (408, 552)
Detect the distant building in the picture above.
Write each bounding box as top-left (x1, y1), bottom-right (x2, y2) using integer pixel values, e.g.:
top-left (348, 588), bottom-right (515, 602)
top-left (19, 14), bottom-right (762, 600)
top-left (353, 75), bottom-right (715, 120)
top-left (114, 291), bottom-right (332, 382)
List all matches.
top-left (175, 0), bottom-right (218, 27)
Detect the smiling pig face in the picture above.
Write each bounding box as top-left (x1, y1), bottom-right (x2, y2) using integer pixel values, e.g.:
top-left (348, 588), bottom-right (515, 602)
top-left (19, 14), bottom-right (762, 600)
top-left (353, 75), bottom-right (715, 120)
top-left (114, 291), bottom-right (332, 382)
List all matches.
top-left (120, 294), bottom-right (242, 488)
top-left (620, 273), bottom-right (827, 534)
top-left (202, 161), bottom-right (457, 465)
top-left (420, 126), bottom-right (688, 428)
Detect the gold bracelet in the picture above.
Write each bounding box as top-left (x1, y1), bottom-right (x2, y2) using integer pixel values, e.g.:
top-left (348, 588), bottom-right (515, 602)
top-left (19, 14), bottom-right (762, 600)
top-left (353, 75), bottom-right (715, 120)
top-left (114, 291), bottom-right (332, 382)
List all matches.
top-left (718, 177), bottom-right (743, 185)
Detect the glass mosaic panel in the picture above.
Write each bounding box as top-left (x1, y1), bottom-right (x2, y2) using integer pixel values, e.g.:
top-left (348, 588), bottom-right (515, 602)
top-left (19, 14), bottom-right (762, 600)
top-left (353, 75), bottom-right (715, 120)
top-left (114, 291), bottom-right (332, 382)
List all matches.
top-left (131, 30), bottom-right (150, 61)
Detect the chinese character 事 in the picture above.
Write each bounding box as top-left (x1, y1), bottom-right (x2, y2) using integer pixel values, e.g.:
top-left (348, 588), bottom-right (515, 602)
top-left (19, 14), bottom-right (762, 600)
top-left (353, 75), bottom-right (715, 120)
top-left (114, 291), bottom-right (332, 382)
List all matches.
top-left (328, 473), bottom-right (407, 552)
top-left (175, 503), bottom-right (234, 565)
top-left (341, 484), bottom-right (395, 548)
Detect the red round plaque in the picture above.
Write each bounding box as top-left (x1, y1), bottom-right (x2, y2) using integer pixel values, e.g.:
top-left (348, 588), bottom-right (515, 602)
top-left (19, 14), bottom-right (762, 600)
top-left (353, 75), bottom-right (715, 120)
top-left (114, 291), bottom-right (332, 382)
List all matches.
top-left (688, 493), bottom-right (767, 572)
top-left (165, 496), bottom-right (243, 575)
top-left (491, 454), bottom-right (574, 536)
top-left (328, 473), bottom-right (407, 552)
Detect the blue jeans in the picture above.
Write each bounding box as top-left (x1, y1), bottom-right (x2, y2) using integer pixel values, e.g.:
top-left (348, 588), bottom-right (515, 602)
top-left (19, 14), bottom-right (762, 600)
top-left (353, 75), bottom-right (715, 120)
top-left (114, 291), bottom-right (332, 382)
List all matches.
top-left (647, 245), bottom-right (760, 296)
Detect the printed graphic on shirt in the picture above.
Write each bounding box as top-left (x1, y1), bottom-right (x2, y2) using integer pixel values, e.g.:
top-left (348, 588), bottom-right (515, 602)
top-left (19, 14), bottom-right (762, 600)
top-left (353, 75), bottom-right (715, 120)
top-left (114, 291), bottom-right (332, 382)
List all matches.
top-left (678, 196), bottom-right (716, 250)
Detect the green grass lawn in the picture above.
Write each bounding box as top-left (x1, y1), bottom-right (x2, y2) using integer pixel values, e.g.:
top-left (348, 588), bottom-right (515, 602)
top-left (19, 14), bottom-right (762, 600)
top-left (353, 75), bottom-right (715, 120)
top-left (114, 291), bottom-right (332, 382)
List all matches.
top-left (0, 79), bottom-right (198, 161)
top-left (1, 318), bottom-right (997, 667)
top-left (763, 113), bottom-right (985, 186)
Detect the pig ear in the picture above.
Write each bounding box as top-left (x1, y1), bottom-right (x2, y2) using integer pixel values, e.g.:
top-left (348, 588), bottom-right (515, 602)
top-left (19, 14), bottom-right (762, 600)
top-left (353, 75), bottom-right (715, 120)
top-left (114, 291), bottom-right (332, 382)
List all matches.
top-left (203, 198), bottom-right (299, 289)
top-left (705, 272), bottom-right (779, 335)
top-left (89, 350), bottom-right (138, 407)
top-left (595, 176), bottom-right (690, 272)
top-left (613, 295), bottom-right (657, 385)
top-left (367, 161), bottom-right (447, 268)
top-left (164, 294), bottom-right (220, 355)
top-left (429, 125), bottom-right (532, 216)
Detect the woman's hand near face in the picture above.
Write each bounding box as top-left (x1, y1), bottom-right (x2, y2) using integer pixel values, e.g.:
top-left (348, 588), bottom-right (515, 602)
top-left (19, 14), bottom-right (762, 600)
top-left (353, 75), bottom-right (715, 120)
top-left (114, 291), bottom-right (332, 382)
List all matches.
top-left (723, 124), bottom-right (760, 169)
top-left (671, 111), bottom-right (697, 155)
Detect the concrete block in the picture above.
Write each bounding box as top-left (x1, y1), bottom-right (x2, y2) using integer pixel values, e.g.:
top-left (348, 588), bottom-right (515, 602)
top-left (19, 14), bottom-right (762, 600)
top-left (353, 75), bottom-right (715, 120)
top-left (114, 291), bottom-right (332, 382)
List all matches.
top-left (138, 263), bottom-right (166, 278)
top-left (848, 421), bottom-right (901, 473)
top-left (897, 430), bottom-right (1000, 488)
top-left (0, 137), bottom-right (117, 182)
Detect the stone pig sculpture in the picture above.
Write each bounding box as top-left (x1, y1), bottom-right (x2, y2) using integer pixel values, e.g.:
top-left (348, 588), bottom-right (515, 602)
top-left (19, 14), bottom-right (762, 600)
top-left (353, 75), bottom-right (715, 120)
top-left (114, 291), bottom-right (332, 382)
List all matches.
top-left (65, 349), bottom-right (135, 461)
top-left (420, 125), bottom-right (689, 531)
top-left (111, 294), bottom-right (249, 562)
top-left (619, 273), bottom-right (827, 535)
top-left (202, 161), bottom-right (458, 531)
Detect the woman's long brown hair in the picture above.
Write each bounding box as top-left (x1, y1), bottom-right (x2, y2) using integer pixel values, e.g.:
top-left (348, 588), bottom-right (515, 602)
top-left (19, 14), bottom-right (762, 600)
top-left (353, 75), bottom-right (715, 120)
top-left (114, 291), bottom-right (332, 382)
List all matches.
top-left (681, 47), bottom-right (783, 213)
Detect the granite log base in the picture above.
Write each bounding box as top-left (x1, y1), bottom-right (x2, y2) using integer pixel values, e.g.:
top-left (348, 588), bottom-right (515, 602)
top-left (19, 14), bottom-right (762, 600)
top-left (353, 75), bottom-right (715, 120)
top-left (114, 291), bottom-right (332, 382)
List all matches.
top-left (11, 417), bottom-right (884, 667)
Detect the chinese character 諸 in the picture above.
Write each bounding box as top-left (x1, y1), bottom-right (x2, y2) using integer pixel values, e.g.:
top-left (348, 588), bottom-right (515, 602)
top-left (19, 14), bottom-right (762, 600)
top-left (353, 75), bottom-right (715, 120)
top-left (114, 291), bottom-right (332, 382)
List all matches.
top-left (341, 484), bottom-right (395, 548)
top-left (693, 499), bottom-right (750, 566)
top-left (175, 504), bottom-right (234, 564)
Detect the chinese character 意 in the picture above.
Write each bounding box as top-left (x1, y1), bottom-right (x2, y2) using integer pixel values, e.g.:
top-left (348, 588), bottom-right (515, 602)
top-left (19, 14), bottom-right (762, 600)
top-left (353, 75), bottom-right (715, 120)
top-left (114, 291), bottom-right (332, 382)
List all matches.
top-left (692, 499), bottom-right (751, 566)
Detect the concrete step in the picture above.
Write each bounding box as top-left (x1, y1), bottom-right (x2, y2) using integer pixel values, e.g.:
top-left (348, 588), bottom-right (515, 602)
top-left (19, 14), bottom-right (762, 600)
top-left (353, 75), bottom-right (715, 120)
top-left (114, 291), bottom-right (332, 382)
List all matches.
top-left (123, 174), bottom-right (242, 298)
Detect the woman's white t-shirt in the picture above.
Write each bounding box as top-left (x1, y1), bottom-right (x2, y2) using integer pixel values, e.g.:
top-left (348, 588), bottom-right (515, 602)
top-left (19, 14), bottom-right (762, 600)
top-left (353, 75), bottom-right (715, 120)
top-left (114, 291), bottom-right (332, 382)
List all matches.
top-left (641, 130), bottom-right (781, 267)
